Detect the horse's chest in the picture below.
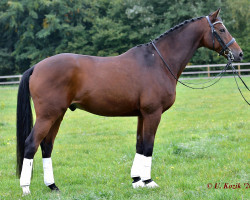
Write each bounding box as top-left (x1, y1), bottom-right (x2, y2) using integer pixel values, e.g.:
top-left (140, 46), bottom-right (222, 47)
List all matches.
top-left (161, 85), bottom-right (177, 112)
top-left (162, 93), bottom-right (176, 112)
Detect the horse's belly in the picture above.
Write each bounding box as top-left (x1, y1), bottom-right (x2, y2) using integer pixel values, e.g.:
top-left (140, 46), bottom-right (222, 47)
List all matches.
top-left (74, 103), bottom-right (140, 116)
top-left (73, 96), bottom-right (140, 117)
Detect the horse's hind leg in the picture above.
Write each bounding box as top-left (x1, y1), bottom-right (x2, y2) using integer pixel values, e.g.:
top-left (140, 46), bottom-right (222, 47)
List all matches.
top-left (20, 112), bottom-right (64, 195)
top-left (40, 115), bottom-right (64, 190)
top-left (131, 110), bottom-right (161, 188)
top-left (40, 115), bottom-right (64, 191)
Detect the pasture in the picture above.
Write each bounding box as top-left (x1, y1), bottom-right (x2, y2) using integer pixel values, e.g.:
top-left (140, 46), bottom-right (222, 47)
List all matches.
top-left (0, 77), bottom-right (249, 200)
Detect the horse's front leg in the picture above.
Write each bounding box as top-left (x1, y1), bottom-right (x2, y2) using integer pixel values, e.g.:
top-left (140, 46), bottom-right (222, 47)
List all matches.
top-left (131, 116), bottom-right (145, 188)
top-left (131, 110), bottom-right (161, 188)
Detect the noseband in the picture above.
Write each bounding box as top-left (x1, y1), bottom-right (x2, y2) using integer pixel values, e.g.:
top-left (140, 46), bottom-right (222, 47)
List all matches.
top-left (206, 16), bottom-right (235, 61)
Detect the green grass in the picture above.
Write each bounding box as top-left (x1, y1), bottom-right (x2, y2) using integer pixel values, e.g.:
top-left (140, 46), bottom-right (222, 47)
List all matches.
top-left (0, 78), bottom-right (249, 200)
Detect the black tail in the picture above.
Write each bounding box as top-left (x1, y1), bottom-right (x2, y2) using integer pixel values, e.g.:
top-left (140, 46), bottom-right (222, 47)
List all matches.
top-left (16, 66), bottom-right (35, 177)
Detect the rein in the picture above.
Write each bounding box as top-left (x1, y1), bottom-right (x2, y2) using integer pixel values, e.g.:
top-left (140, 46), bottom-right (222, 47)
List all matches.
top-left (231, 65), bottom-right (250, 105)
top-left (151, 40), bottom-right (229, 89)
top-left (150, 16), bottom-right (249, 105)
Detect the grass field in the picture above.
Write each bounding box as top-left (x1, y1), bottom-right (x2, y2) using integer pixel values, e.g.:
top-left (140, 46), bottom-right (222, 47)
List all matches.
top-left (0, 77), bottom-right (249, 200)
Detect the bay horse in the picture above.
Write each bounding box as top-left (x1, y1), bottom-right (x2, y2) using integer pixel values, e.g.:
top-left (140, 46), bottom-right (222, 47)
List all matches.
top-left (16, 9), bottom-right (243, 195)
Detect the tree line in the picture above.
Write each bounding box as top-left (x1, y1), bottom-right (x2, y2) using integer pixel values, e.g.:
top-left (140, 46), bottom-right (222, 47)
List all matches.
top-left (0, 0), bottom-right (249, 75)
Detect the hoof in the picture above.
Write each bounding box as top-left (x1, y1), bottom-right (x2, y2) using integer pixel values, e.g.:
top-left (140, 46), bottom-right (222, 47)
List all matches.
top-left (69, 104), bottom-right (76, 111)
top-left (132, 179), bottom-right (145, 188)
top-left (144, 179), bottom-right (159, 188)
top-left (22, 186), bottom-right (31, 196)
top-left (48, 183), bottom-right (60, 192)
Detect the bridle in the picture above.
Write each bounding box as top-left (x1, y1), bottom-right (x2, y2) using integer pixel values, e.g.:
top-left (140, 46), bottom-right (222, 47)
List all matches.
top-left (206, 16), bottom-right (235, 61)
top-left (150, 16), bottom-right (249, 105)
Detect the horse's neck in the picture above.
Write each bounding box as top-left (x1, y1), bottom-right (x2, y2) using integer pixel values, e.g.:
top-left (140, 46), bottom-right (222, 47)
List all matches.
top-left (155, 20), bottom-right (204, 78)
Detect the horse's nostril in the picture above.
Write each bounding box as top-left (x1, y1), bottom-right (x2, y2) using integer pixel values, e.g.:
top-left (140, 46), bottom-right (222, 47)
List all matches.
top-left (239, 52), bottom-right (243, 57)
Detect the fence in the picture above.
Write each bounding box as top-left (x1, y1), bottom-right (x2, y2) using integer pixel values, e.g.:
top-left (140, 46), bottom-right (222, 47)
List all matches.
top-left (0, 75), bottom-right (22, 85)
top-left (180, 62), bottom-right (250, 80)
top-left (0, 63), bottom-right (249, 85)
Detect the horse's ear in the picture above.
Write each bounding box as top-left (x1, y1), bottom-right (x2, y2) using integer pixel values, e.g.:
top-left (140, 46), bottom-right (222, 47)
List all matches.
top-left (210, 8), bottom-right (221, 22)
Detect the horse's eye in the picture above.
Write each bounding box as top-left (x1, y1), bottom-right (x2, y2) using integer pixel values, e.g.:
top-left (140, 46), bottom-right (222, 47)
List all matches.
top-left (219, 29), bottom-right (225, 33)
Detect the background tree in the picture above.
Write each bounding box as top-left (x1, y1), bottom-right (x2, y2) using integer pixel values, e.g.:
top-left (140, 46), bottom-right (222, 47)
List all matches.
top-left (0, 0), bottom-right (248, 75)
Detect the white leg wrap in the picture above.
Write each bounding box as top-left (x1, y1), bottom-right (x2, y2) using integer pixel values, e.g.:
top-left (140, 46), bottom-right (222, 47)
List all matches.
top-left (43, 158), bottom-right (55, 186)
top-left (20, 158), bottom-right (33, 187)
top-left (141, 156), bottom-right (152, 181)
top-left (131, 154), bottom-right (158, 188)
top-left (131, 153), bottom-right (144, 178)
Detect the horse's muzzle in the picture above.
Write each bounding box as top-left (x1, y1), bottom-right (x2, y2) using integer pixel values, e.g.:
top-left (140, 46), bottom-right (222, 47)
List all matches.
top-left (231, 50), bottom-right (243, 62)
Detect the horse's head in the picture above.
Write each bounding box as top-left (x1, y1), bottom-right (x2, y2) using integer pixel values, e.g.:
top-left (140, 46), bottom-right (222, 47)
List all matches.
top-left (202, 8), bottom-right (243, 62)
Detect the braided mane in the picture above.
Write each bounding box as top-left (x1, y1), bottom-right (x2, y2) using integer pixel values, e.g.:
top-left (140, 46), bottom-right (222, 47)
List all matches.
top-left (137, 16), bottom-right (205, 47)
